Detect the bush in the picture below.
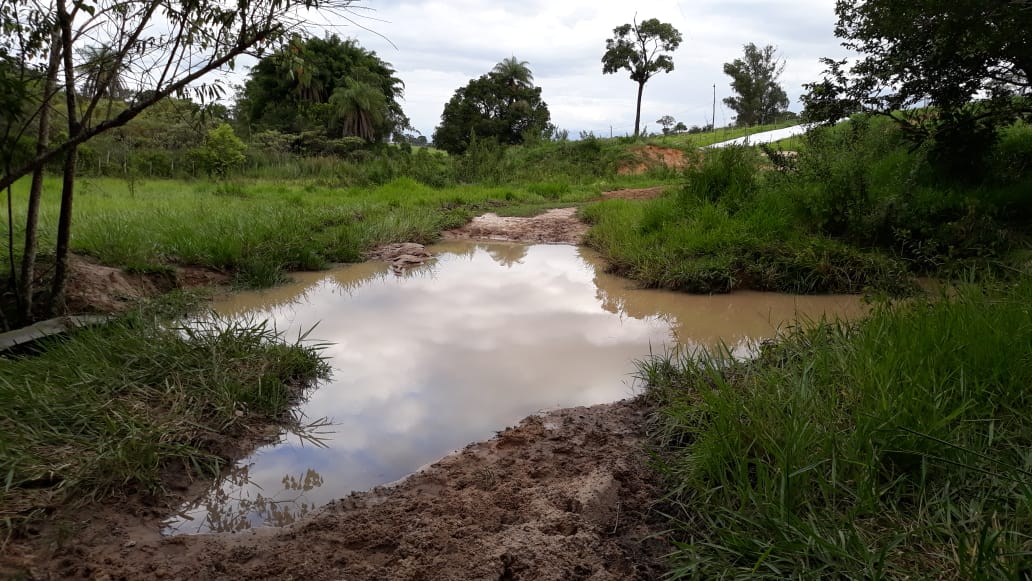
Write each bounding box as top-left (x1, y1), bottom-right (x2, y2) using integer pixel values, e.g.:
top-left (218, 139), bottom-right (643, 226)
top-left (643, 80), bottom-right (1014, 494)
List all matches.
top-left (679, 145), bottom-right (760, 211)
top-left (783, 116), bottom-right (1027, 270)
top-left (193, 123), bottom-right (247, 178)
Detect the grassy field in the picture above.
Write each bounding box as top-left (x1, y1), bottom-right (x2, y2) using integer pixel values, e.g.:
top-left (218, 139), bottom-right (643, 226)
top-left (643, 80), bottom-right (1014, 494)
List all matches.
top-left (3, 117), bottom-right (1031, 580)
top-left (642, 278), bottom-right (1032, 579)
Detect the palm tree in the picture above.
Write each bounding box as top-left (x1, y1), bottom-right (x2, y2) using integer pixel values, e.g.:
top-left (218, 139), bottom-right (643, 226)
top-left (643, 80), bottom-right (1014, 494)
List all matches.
top-left (77, 45), bottom-right (128, 99)
top-left (492, 56), bottom-right (534, 88)
top-left (329, 77), bottom-right (388, 141)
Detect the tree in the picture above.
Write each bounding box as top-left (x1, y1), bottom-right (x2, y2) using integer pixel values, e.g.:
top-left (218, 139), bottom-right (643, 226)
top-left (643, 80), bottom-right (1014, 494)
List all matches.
top-left (237, 35), bottom-right (407, 142)
top-left (801, 0), bottom-right (1032, 177)
top-left (77, 44), bottom-right (128, 100)
top-left (601, 18), bottom-right (682, 138)
top-left (329, 77), bottom-right (389, 142)
top-left (0, 0), bottom-right (361, 323)
top-left (432, 61), bottom-right (551, 155)
top-left (723, 43), bottom-right (789, 127)
top-left (195, 123), bottom-right (246, 178)
top-left (656, 115), bottom-right (687, 135)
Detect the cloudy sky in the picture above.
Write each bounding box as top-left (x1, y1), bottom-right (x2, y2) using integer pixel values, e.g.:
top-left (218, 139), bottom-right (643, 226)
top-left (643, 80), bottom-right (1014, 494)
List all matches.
top-left (300, 0), bottom-right (850, 138)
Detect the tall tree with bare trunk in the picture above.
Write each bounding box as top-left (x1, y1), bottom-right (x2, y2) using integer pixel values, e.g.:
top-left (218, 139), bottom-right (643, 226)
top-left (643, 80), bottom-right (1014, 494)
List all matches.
top-left (602, 17), bottom-right (682, 138)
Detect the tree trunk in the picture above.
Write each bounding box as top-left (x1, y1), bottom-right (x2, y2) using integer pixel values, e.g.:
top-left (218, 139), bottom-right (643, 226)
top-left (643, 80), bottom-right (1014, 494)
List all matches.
top-left (50, 0), bottom-right (80, 316)
top-left (634, 80), bottom-right (645, 138)
top-left (18, 36), bottom-right (62, 323)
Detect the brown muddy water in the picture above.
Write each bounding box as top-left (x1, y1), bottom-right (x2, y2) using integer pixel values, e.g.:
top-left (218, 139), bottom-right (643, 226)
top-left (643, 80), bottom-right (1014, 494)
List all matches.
top-left (163, 242), bottom-right (866, 535)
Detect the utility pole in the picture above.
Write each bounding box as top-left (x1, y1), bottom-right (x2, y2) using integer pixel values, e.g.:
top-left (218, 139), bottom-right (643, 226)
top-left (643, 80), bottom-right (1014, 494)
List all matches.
top-left (711, 84), bottom-right (716, 129)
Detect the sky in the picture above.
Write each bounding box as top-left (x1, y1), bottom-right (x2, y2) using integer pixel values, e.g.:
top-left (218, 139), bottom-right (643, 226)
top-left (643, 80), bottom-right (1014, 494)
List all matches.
top-left (295, 0), bottom-right (851, 138)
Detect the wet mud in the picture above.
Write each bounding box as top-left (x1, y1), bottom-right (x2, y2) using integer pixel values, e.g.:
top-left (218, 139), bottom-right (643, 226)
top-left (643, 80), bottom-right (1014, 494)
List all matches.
top-left (22, 401), bottom-right (667, 580)
top-left (442, 207), bottom-right (589, 244)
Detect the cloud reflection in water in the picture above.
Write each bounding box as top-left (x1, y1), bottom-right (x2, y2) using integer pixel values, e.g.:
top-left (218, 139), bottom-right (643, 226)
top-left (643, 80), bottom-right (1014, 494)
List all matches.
top-left (164, 242), bottom-right (865, 534)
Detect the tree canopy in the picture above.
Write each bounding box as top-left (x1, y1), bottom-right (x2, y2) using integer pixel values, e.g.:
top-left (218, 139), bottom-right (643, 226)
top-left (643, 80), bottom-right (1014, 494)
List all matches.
top-left (432, 60), bottom-right (551, 155)
top-left (801, 0), bottom-right (1032, 175)
top-left (601, 18), bottom-right (682, 137)
top-left (722, 43), bottom-right (790, 127)
top-left (237, 35), bottom-right (408, 142)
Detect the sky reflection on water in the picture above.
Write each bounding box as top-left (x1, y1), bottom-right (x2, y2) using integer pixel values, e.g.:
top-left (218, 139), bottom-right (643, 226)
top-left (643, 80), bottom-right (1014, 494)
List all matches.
top-left (164, 242), bottom-right (865, 534)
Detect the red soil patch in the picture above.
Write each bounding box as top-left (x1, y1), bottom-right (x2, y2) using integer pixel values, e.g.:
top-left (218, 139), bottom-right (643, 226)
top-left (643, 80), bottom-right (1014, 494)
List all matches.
top-left (617, 145), bottom-right (696, 175)
top-left (595, 187), bottom-right (666, 201)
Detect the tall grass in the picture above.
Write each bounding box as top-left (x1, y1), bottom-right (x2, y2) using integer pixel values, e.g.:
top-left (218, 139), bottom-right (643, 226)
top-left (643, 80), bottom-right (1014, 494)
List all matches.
top-left (0, 297), bottom-right (329, 536)
top-left (643, 279), bottom-right (1032, 579)
top-left (783, 117), bottom-right (1032, 272)
top-left (0, 172), bottom-right (666, 291)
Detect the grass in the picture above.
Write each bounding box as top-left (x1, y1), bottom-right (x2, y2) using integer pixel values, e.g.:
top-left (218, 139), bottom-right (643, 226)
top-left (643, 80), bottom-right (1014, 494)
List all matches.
top-left (641, 278), bottom-right (1032, 579)
top-left (0, 295), bottom-right (329, 537)
top-left (0, 170), bottom-right (678, 294)
top-left (581, 143), bottom-right (914, 295)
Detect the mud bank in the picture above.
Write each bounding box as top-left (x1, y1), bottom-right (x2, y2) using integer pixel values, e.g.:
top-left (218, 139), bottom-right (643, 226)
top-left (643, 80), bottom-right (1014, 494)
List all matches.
top-left (28, 400), bottom-right (666, 580)
top-left (442, 207), bottom-right (589, 244)
top-left (441, 188), bottom-right (667, 245)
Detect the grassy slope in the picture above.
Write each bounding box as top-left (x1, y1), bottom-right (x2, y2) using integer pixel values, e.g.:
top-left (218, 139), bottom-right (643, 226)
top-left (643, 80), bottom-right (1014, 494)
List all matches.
top-left (626, 118), bottom-right (1032, 578)
top-left (650, 121), bottom-right (802, 148)
top-left (583, 117), bottom-right (1032, 296)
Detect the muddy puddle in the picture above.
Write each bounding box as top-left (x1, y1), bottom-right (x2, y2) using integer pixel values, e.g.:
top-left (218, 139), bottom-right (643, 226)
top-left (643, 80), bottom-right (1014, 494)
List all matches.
top-left (163, 242), bottom-right (866, 535)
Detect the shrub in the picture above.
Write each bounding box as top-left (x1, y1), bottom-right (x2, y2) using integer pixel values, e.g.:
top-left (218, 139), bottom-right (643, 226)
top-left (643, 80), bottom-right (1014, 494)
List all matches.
top-left (193, 123), bottom-right (247, 178)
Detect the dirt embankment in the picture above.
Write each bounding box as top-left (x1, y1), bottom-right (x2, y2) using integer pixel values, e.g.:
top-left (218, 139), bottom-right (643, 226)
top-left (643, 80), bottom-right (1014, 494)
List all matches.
top-left (63, 256), bottom-right (229, 315)
top-left (617, 145), bottom-right (695, 176)
top-left (23, 400), bottom-right (667, 580)
top-left (442, 208), bottom-right (589, 245)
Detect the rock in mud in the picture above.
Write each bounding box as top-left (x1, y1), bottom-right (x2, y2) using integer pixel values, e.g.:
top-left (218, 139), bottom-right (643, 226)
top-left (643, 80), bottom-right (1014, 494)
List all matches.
top-left (366, 243), bottom-right (435, 274)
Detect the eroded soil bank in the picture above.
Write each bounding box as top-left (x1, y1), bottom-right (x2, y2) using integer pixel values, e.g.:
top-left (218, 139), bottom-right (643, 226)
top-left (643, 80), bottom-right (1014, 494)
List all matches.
top-left (26, 400), bottom-right (667, 580)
